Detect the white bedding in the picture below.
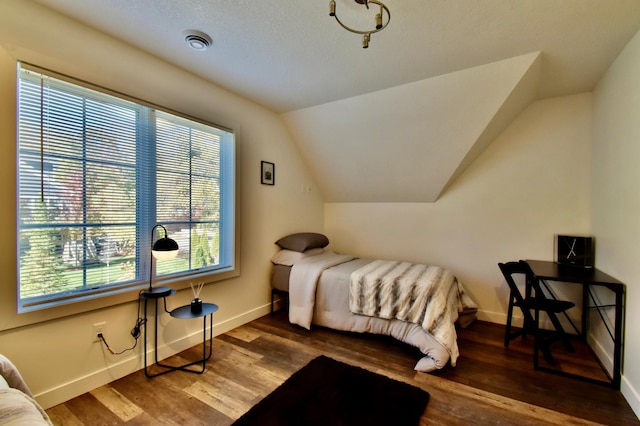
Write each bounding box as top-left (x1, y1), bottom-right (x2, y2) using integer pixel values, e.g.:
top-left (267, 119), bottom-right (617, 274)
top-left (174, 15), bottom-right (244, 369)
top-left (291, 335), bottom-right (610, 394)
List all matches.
top-left (288, 251), bottom-right (477, 372)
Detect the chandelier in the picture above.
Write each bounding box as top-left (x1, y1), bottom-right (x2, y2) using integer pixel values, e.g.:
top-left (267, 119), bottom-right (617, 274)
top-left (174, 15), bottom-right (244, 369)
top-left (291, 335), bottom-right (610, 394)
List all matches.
top-left (329, 0), bottom-right (391, 48)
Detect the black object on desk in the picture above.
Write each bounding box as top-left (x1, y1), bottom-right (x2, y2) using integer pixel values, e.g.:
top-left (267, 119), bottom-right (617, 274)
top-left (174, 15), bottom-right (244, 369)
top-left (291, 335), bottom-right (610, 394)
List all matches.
top-left (140, 291), bottom-right (218, 378)
top-left (525, 260), bottom-right (625, 389)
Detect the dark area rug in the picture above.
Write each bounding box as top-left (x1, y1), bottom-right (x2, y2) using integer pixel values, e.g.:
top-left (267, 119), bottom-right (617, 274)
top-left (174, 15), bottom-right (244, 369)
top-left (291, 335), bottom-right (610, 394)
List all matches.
top-left (232, 355), bottom-right (430, 426)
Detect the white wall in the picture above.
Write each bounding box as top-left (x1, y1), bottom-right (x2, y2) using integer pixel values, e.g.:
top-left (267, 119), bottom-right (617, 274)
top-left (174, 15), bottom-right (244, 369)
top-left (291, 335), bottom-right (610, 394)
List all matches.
top-left (592, 28), bottom-right (640, 416)
top-left (326, 93), bottom-right (592, 325)
top-left (0, 0), bottom-right (323, 408)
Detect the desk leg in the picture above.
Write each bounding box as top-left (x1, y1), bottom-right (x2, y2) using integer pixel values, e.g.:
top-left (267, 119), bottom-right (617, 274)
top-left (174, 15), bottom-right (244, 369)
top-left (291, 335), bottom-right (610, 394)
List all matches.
top-left (582, 284), bottom-right (589, 338)
top-left (613, 289), bottom-right (623, 389)
top-left (582, 284), bottom-right (623, 390)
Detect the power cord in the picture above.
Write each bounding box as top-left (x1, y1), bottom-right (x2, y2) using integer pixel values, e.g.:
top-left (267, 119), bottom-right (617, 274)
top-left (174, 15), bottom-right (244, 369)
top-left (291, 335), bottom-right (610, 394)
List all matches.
top-left (131, 290), bottom-right (147, 339)
top-left (98, 332), bottom-right (138, 355)
top-left (97, 290), bottom-right (147, 355)
top-left (130, 317), bottom-right (146, 339)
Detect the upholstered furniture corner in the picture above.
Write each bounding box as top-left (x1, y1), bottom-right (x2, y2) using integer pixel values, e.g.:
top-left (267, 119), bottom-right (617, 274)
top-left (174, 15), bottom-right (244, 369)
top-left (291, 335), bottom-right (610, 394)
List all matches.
top-left (0, 354), bottom-right (52, 425)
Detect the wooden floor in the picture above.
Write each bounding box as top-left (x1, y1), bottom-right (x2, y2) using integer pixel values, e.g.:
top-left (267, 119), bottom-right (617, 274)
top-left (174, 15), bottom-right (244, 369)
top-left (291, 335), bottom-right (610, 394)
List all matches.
top-left (46, 312), bottom-right (639, 425)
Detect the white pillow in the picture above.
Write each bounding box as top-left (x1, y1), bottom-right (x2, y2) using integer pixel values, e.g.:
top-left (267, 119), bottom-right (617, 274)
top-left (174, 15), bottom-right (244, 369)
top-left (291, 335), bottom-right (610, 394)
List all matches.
top-left (270, 248), bottom-right (324, 266)
top-left (0, 374), bottom-right (8, 389)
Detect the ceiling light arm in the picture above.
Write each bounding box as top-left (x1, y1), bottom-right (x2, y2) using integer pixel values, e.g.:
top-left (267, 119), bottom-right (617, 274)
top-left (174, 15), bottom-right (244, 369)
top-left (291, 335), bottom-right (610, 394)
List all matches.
top-left (329, 0), bottom-right (391, 48)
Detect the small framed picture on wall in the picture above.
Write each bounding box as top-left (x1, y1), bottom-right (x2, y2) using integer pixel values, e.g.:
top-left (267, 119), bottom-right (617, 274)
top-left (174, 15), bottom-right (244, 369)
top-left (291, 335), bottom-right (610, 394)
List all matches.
top-left (261, 161), bottom-right (275, 185)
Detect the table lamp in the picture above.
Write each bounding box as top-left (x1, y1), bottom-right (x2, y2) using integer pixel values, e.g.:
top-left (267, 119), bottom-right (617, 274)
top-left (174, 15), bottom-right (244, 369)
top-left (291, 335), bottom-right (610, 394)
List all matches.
top-left (144, 224), bottom-right (179, 298)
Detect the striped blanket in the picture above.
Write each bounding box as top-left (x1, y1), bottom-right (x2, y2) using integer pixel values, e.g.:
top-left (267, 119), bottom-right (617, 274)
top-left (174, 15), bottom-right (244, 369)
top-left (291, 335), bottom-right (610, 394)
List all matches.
top-left (350, 260), bottom-right (475, 365)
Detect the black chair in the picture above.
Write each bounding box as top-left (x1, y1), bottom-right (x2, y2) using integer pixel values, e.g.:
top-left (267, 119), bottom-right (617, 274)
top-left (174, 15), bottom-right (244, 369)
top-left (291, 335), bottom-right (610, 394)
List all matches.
top-left (499, 260), bottom-right (576, 367)
top-left (501, 261), bottom-right (535, 347)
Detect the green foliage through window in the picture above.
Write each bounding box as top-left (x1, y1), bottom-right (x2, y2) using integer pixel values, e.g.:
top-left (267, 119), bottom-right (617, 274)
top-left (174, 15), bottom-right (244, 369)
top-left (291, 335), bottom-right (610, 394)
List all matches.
top-left (17, 63), bottom-right (236, 311)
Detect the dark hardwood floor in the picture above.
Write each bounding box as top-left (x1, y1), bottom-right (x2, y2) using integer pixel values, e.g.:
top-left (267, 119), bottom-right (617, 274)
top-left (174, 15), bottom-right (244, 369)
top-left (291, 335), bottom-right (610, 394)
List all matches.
top-left (47, 312), bottom-right (639, 425)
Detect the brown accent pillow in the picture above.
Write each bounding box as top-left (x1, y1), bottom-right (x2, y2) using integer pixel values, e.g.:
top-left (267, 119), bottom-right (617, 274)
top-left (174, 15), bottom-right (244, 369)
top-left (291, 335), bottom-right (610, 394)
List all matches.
top-left (275, 233), bottom-right (329, 252)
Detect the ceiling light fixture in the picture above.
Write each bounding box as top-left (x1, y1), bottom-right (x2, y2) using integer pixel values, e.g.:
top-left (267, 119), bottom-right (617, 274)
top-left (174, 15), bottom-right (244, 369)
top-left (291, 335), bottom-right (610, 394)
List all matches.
top-left (329, 0), bottom-right (390, 48)
top-left (183, 30), bottom-right (213, 51)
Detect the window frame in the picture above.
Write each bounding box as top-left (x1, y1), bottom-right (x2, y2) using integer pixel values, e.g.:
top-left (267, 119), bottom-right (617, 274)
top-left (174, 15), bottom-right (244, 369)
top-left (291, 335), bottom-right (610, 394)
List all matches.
top-left (15, 62), bottom-right (240, 314)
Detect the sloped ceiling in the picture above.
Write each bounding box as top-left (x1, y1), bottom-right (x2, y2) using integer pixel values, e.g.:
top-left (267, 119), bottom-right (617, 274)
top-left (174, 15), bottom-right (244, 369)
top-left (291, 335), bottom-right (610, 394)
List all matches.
top-left (12, 0), bottom-right (640, 201)
top-left (284, 52), bottom-right (541, 202)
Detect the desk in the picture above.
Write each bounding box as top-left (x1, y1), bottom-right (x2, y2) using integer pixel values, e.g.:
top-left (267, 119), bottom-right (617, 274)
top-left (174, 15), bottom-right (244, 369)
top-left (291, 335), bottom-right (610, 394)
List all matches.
top-left (140, 291), bottom-right (218, 378)
top-left (526, 260), bottom-right (625, 389)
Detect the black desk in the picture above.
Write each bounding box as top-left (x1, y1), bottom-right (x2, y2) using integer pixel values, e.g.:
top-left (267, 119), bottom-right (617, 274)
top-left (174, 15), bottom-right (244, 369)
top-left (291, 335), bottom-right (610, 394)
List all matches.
top-left (140, 291), bottom-right (218, 377)
top-left (526, 260), bottom-right (625, 389)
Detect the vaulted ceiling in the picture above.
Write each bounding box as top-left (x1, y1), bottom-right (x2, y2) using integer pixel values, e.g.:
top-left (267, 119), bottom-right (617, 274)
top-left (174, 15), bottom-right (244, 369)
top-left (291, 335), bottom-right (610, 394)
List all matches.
top-left (28, 0), bottom-right (640, 201)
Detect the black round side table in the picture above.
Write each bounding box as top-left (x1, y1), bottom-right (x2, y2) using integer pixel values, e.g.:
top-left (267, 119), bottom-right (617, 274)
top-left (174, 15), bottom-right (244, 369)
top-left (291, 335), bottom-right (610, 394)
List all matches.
top-left (139, 290), bottom-right (218, 377)
top-left (171, 302), bottom-right (218, 319)
top-left (167, 302), bottom-right (218, 374)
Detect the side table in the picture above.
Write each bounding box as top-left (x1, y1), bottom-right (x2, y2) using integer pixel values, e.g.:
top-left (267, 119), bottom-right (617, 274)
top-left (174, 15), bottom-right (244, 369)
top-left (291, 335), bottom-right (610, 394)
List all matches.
top-left (140, 290), bottom-right (218, 377)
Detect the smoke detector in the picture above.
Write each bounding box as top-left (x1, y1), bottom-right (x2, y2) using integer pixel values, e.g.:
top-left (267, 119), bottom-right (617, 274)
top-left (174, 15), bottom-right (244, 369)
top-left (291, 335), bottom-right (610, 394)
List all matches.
top-left (183, 30), bottom-right (213, 51)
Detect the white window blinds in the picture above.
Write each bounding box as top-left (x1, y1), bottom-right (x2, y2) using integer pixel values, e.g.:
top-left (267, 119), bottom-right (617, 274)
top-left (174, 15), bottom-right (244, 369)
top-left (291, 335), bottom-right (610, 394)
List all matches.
top-left (17, 64), bottom-right (236, 312)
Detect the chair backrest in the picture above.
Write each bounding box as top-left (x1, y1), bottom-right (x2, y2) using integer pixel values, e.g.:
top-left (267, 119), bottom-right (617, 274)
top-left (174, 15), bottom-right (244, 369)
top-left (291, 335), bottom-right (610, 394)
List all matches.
top-left (517, 260), bottom-right (546, 299)
top-left (499, 260), bottom-right (544, 302)
top-left (498, 261), bottom-right (529, 305)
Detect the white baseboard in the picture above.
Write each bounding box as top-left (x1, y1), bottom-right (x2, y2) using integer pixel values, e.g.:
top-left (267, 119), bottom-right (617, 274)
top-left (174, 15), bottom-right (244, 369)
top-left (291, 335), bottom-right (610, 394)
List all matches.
top-left (35, 303), bottom-right (272, 409)
top-left (476, 309), bottom-right (507, 325)
top-left (622, 376), bottom-right (640, 419)
top-left (586, 332), bottom-right (613, 376)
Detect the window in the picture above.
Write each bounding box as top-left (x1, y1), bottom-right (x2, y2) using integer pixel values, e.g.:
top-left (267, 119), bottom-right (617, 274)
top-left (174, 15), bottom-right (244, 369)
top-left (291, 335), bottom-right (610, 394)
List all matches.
top-left (17, 63), bottom-right (236, 312)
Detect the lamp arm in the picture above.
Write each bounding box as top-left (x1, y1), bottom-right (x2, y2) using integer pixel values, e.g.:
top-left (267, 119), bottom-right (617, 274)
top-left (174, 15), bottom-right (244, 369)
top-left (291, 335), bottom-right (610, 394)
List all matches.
top-left (152, 224), bottom-right (168, 240)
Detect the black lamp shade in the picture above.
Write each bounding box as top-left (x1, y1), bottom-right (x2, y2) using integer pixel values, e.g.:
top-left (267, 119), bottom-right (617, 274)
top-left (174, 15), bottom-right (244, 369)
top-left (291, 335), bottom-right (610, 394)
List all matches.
top-left (153, 236), bottom-right (179, 252)
top-left (152, 236), bottom-right (179, 261)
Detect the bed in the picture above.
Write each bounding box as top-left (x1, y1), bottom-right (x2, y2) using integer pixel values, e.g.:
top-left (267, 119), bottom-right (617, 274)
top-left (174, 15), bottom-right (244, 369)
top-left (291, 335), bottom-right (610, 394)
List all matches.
top-left (270, 233), bottom-right (478, 372)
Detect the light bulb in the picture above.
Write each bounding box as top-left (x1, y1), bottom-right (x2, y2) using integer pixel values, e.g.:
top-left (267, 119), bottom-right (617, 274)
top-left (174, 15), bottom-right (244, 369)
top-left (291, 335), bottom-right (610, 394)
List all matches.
top-left (362, 33), bottom-right (370, 48)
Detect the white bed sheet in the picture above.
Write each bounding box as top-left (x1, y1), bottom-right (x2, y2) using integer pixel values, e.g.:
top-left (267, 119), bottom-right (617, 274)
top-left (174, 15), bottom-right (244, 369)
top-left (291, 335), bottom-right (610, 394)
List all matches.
top-left (289, 254), bottom-right (455, 372)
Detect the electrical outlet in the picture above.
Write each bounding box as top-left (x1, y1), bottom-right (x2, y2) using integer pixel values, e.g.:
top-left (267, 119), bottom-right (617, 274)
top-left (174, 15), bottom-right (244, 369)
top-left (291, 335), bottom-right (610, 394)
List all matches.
top-left (93, 322), bottom-right (107, 342)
